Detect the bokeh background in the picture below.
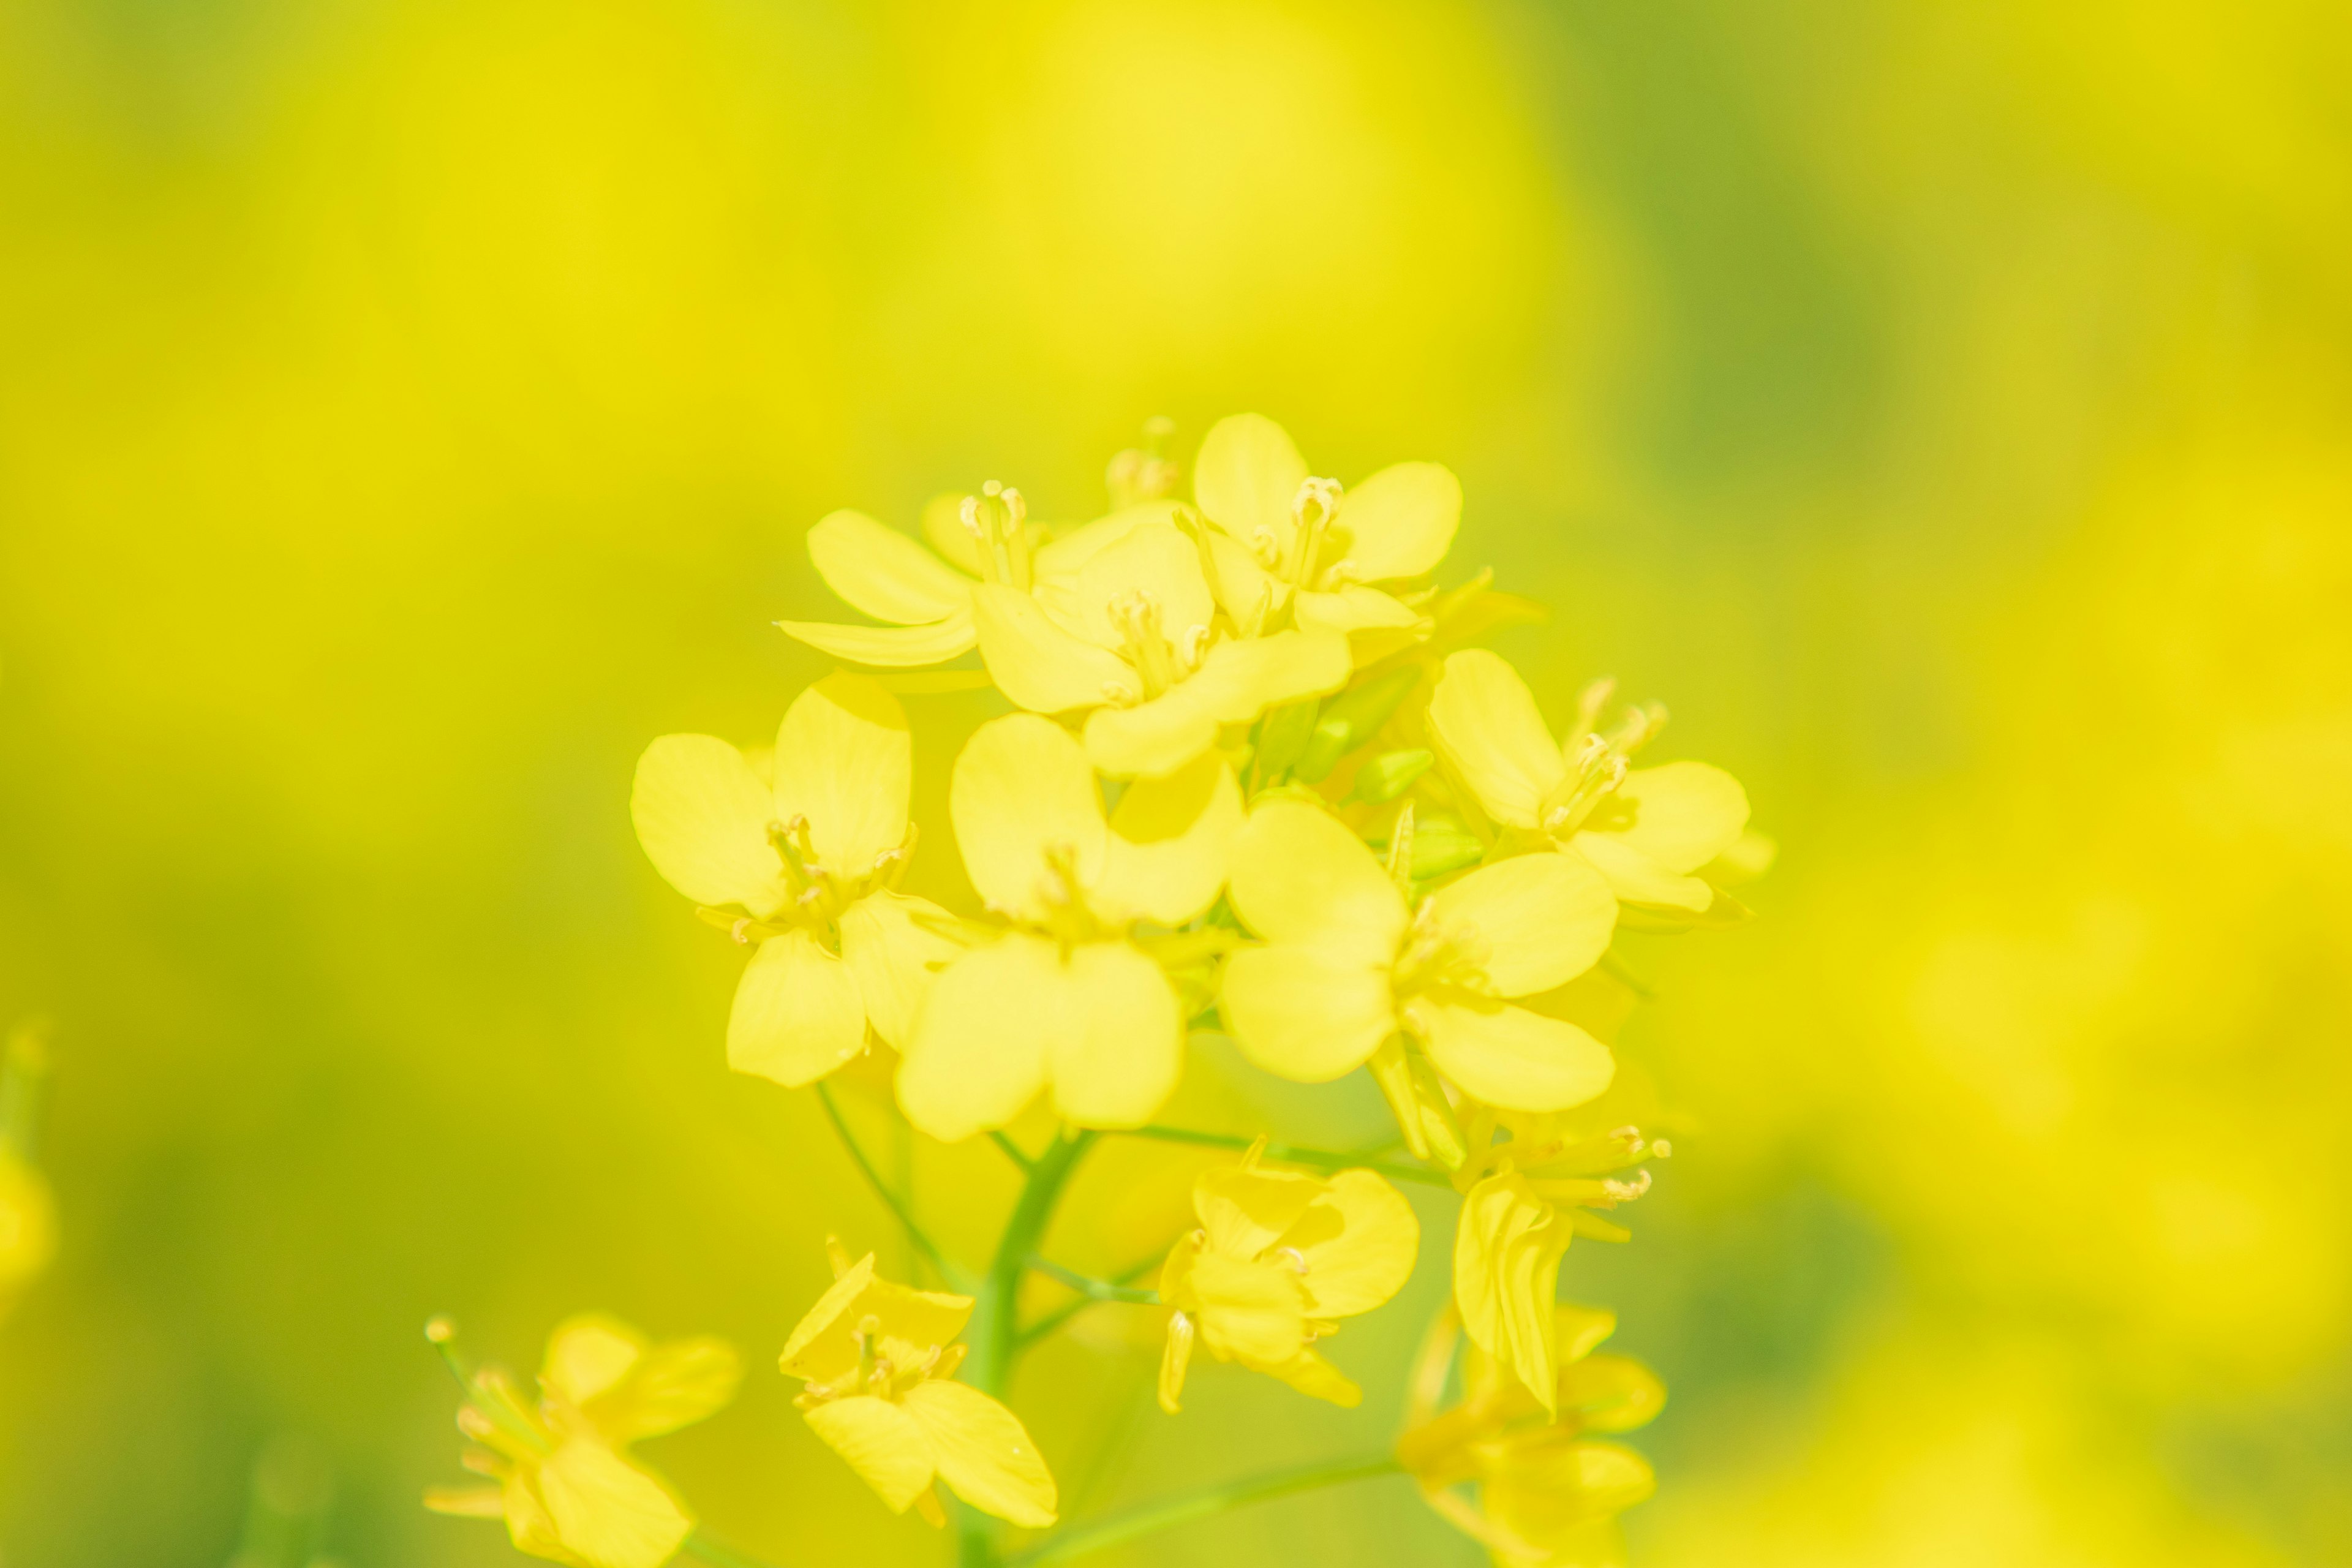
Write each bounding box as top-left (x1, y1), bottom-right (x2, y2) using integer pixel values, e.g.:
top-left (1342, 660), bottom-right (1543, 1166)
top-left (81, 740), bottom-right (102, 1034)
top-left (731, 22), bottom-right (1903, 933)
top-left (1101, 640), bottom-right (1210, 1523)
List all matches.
top-left (4, 0), bottom-right (2350, 1562)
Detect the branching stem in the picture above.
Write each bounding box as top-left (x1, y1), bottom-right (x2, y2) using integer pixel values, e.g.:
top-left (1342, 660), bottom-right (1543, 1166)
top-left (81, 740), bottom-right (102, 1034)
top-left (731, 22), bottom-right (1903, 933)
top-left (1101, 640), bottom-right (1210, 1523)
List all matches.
top-left (1002, 1455), bottom-right (1403, 1566)
top-left (1114, 1125), bottom-right (1452, 1187)
top-left (813, 1080), bottom-right (971, 1292)
top-left (1025, 1254), bottom-right (1159, 1305)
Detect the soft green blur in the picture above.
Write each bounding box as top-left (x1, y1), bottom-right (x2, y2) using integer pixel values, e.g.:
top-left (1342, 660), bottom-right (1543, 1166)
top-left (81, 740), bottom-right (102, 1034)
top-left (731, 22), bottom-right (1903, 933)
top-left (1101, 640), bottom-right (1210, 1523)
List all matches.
top-left (3, 0), bottom-right (2348, 1562)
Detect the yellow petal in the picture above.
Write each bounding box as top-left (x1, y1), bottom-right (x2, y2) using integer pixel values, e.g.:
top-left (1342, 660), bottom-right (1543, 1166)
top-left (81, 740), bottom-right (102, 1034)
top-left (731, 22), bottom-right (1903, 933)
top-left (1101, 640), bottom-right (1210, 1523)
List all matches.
top-left (971, 583), bottom-right (1137, 714)
top-left (630, 736), bottom-right (789, 916)
top-left (1556, 1302), bottom-right (1619, 1364)
top-left (949, 714), bottom-right (1109, 923)
top-left (1608, 761), bottom-right (1749, 874)
top-left (777, 609), bottom-right (978, 666)
top-left (542, 1316), bottom-right (646, 1408)
top-left (1220, 943), bottom-right (1396, 1083)
top-left (422, 1485), bottom-right (506, 1519)
top-left (806, 509), bottom-right (973, 625)
top-left (896, 936), bottom-right (1054, 1141)
top-left (1183, 629), bottom-right (1353, 722)
top-left (780, 1253), bottom-right (973, 1387)
top-left (774, 673), bottom-right (910, 877)
top-left (1194, 1163), bottom-right (1323, 1261)
top-left (900, 1379), bottom-right (1059, 1529)
top-left (1157, 1309), bottom-right (1196, 1414)
top-left (1336, 461), bottom-right (1460, 581)
top-left (920, 492), bottom-right (984, 576)
top-left (1427, 852), bottom-right (1616, 997)
top-left (1257, 1346), bottom-right (1363, 1408)
top-left (1290, 1169), bottom-right (1419, 1319)
top-left (1453, 1171), bottom-right (1569, 1413)
top-left (1226, 800), bottom-right (1409, 957)
top-left (1097, 756), bottom-right (1242, 924)
top-left (1201, 529), bottom-right (1276, 626)
top-left (840, 891), bottom-right (965, 1050)
top-left (1426, 650), bottom-right (1565, 830)
top-left (728, 929), bottom-right (867, 1088)
top-left (1561, 1353), bottom-right (1667, 1434)
top-left (1069, 519), bottom-right (1217, 646)
top-left (1188, 1250), bottom-right (1309, 1366)
top-left (1488, 1442), bottom-right (1655, 1541)
top-left (1566, 832), bottom-right (1714, 911)
top-left (1194, 413), bottom-right (1306, 556)
top-left (536, 1439), bottom-right (693, 1568)
top-left (1041, 940), bottom-right (1183, 1129)
top-left (804, 1395), bottom-right (936, 1514)
top-left (1080, 687), bottom-right (1223, 782)
top-left (587, 1335), bottom-right (741, 1443)
top-left (500, 1471), bottom-right (571, 1564)
top-left (1292, 584), bottom-right (1424, 635)
top-left (1406, 993), bottom-right (1615, 1113)
top-left (1031, 500), bottom-right (1173, 581)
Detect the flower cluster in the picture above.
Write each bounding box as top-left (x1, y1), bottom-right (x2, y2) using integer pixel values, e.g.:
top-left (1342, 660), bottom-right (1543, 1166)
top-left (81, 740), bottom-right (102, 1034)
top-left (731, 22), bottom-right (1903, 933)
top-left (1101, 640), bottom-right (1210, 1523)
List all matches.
top-left (428, 414), bottom-right (1762, 1568)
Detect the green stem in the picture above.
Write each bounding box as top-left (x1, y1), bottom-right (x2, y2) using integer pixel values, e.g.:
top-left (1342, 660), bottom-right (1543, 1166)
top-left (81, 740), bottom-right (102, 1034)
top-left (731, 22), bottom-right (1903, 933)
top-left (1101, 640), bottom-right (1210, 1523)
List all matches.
top-left (1016, 1253), bottom-right (1166, 1347)
top-left (1025, 1255), bottom-right (1158, 1305)
top-left (959, 1128), bottom-right (1098, 1568)
top-left (813, 1080), bottom-right (971, 1292)
top-left (1114, 1125), bottom-right (1453, 1188)
top-left (1003, 1455), bottom-right (1403, 1567)
top-left (988, 1130), bottom-right (1036, 1173)
top-left (682, 1529), bottom-right (788, 1568)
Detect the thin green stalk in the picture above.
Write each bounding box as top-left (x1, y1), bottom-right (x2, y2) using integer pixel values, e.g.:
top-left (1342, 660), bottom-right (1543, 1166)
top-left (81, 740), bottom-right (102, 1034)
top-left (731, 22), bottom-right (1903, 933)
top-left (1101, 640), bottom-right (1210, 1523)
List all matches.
top-left (1003, 1455), bottom-right (1403, 1567)
top-left (1114, 1125), bottom-right (1453, 1187)
top-left (1025, 1254), bottom-right (1158, 1305)
top-left (988, 1130), bottom-right (1036, 1173)
top-left (682, 1529), bottom-right (788, 1568)
top-left (1017, 1253), bottom-right (1165, 1348)
top-left (813, 1080), bottom-right (971, 1291)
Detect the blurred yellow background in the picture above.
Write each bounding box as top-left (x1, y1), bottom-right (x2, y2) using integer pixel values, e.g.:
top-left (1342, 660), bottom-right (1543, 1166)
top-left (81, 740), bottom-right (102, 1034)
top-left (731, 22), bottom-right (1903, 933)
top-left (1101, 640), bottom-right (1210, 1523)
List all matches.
top-left (2, 0), bottom-right (2348, 1562)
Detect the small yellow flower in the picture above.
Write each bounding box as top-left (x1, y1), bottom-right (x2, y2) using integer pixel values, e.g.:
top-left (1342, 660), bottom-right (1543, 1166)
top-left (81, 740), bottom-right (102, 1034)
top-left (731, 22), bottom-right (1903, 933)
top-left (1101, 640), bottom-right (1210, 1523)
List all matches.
top-left (1451, 1118), bottom-right (1662, 1411)
top-left (785, 1243), bottom-right (1057, 1530)
top-left (424, 1317), bottom-right (742, 1568)
top-left (1190, 413), bottom-right (1463, 639)
top-left (1218, 800), bottom-right (1618, 1125)
top-left (1426, 650), bottom-right (1751, 915)
top-left (1155, 1142), bottom-right (1419, 1412)
top-left (1398, 1302), bottom-right (1664, 1568)
top-left (631, 673), bottom-right (962, 1087)
top-left (971, 510), bottom-right (1350, 779)
top-left (896, 714), bottom-right (1239, 1140)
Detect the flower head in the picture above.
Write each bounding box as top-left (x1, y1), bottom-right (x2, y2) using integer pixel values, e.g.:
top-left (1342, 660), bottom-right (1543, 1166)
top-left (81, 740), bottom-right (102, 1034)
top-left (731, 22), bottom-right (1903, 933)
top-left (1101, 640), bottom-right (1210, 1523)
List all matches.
top-left (784, 1242), bottom-right (1057, 1529)
top-left (1218, 800), bottom-right (1618, 1153)
top-left (1191, 413), bottom-right (1463, 640)
top-left (1450, 1118), bottom-right (1664, 1411)
top-left (631, 673), bottom-right (963, 1087)
top-left (1156, 1142), bottom-right (1419, 1412)
top-left (1398, 1300), bottom-right (1664, 1568)
top-left (1427, 650), bottom-right (1751, 916)
top-left (424, 1316), bottom-right (741, 1568)
top-left (897, 714), bottom-right (1239, 1140)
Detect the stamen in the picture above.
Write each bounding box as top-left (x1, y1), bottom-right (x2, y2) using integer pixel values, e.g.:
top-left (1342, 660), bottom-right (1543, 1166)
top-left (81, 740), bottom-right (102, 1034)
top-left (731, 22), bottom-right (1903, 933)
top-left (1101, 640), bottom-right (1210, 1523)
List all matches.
top-left (1275, 1246), bottom-right (1309, 1274)
top-left (1285, 477), bottom-right (1345, 587)
top-left (1108, 589), bottom-right (1182, 698)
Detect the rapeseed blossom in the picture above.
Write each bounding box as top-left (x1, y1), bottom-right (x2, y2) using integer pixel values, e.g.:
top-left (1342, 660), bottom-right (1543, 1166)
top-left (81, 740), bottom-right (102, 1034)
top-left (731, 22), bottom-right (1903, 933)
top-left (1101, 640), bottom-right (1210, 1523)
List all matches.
top-left (895, 714), bottom-right (1238, 1140)
top-left (424, 1316), bottom-right (741, 1568)
top-left (1427, 650), bottom-right (1749, 916)
top-left (1218, 799), bottom-right (1618, 1148)
top-left (1452, 1118), bottom-right (1665, 1410)
top-left (1156, 1142), bottom-right (1418, 1412)
top-left (631, 673), bottom-right (961, 1087)
top-left (1191, 413), bottom-right (1463, 639)
top-left (784, 1242), bottom-right (1057, 1529)
top-left (1398, 1302), bottom-right (1664, 1568)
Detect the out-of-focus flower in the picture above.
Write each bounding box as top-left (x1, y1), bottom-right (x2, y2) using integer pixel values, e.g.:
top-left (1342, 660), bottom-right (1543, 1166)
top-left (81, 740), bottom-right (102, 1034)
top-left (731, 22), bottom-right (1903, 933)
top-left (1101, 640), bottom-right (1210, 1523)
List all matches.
top-left (784, 1242), bottom-right (1056, 1530)
top-left (0, 1025), bottom-right (55, 1322)
top-left (896, 714), bottom-right (1238, 1140)
top-left (1190, 413), bottom-right (1464, 642)
top-left (1218, 799), bottom-right (1618, 1155)
top-left (1450, 1118), bottom-right (1664, 1409)
top-left (1156, 1141), bottom-right (1418, 1412)
top-left (424, 1316), bottom-right (741, 1568)
top-left (1426, 650), bottom-right (1751, 917)
top-left (631, 673), bottom-right (962, 1087)
top-left (1398, 1301), bottom-right (1664, 1567)
top-left (975, 510), bottom-right (1351, 779)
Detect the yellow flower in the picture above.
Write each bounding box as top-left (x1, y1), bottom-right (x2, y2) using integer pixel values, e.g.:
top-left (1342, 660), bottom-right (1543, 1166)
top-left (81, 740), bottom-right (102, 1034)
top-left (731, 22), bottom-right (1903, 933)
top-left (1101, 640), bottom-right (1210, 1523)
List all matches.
top-left (1218, 799), bottom-right (1618, 1137)
top-left (1452, 1118), bottom-right (1662, 1411)
top-left (1190, 413), bottom-right (1463, 639)
top-left (424, 1316), bottom-right (742, 1568)
top-left (971, 508), bottom-right (1350, 779)
top-left (1397, 1301), bottom-right (1664, 1568)
top-left (897, 714), bottom-right (1239, 1140)
top-left (784, 1243), bottom-right (1057, 1530)
top-left (631, 672), bottom-right (963, 1088)
top-left (1426, 650), bottom-right (1751, 915)
top-left (1155, 1142), bottom-right (1419, 1413)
